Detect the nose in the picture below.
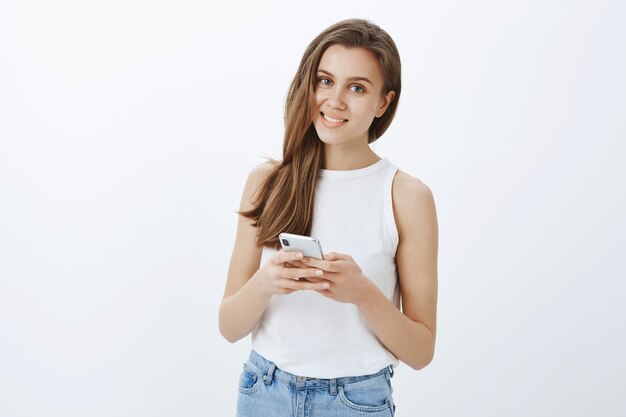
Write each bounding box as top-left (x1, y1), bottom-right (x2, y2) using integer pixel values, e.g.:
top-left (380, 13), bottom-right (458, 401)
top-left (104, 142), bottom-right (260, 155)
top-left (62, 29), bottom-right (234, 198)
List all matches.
top-left (326, 86), bottom-right (346, 110)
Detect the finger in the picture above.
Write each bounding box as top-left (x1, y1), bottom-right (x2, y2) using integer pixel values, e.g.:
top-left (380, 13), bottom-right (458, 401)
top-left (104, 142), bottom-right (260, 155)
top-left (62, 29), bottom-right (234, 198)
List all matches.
top-left (302, 276), bottom-right (326, 284)
top-left (280, 266), bottom-right (325, 280)
top-left (323, 252), bottom-right (351, 261)
top-left (284, 260), bottom-right (309, 268)
top-left (315, 287), bottom-right (332, 295)
top-left (275, 249), bottom-right (304, 264)
top-left (294, 271), bottom-right (338, 284)
top-left (300, 258), bottom-right (339, 272)
top-left (276, 278), bottom-right (330, 291)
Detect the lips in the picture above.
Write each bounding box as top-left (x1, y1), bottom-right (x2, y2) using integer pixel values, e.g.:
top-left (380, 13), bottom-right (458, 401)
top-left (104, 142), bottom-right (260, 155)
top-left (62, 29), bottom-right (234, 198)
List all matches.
top-left (321, 112), bottom-right (348, 123)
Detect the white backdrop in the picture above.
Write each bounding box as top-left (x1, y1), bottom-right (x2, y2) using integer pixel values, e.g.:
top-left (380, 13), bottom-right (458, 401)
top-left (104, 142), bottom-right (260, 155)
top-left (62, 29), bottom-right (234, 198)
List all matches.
top-left (1, 1), bottom-right (625, 416)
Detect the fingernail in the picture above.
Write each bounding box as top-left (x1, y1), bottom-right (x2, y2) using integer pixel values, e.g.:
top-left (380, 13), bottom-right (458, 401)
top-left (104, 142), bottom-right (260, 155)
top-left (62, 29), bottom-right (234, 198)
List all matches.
top-left (296, 252), bottom-right (303, 258)
top-left (315, 270), bottom-right (323, 276)
top-left (321, 283), bottom-right (330, 289)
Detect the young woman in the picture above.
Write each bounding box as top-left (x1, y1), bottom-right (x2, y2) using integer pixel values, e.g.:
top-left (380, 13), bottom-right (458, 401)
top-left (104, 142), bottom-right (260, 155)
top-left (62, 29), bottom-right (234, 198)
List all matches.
top-left (219, 18), bottom-right (438, 416)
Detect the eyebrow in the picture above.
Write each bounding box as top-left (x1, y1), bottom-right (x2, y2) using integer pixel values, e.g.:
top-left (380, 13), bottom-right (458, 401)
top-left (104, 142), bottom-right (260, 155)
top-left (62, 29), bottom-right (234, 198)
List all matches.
top-left (317, 69), bottom-right (374, 86)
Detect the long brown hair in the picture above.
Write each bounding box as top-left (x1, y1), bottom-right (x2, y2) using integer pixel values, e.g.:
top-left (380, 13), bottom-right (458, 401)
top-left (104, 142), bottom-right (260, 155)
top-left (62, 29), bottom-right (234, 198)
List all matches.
top-left (241, 18), bottom-right (402, 248)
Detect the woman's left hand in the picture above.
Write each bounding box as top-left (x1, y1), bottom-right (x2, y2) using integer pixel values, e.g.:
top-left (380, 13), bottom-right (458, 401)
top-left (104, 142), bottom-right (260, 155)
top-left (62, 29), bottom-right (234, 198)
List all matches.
top-left (300, 252), bottom-right (377, 306)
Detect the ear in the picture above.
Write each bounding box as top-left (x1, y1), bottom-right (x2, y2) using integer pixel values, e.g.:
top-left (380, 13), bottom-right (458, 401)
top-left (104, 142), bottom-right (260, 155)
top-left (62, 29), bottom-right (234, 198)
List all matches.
top-left (375, 90), bottom-right (396, 118)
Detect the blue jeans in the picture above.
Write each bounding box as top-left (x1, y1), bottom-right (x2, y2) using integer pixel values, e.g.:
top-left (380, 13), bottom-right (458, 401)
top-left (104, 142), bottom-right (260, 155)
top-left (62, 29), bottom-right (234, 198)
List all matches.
top-left (236, 350), bottom-right (396, 416)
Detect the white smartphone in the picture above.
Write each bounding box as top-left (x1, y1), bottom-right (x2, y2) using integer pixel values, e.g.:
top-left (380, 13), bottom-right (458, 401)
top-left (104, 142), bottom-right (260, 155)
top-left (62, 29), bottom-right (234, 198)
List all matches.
top-left (278, 233), bottom-right (325, 259)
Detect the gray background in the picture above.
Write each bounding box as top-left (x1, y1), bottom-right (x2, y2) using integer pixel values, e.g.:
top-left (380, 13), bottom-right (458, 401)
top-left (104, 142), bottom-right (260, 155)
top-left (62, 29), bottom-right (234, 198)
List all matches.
top-left (1, 0), bottom-right (625, 416)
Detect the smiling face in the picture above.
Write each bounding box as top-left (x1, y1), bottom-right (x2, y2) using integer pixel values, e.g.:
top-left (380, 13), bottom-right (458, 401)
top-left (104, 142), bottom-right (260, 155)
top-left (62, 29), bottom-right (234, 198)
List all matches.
top-left (312, 44), bottom-right (395, 148)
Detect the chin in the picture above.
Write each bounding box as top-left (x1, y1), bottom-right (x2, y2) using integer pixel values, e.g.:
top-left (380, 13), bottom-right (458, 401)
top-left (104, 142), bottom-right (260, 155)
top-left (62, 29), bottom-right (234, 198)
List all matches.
top-left (315, 131), bottom-right (345, 146)
top-left (314, 126), bottom-right (368, 148)
top-left (313, 124), bottom-right (345, 144)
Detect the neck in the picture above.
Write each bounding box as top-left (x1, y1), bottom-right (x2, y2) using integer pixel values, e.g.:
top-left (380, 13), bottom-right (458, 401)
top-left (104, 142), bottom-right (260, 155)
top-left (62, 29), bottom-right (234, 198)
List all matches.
top-left (322, 141), bottom-right (381, 171)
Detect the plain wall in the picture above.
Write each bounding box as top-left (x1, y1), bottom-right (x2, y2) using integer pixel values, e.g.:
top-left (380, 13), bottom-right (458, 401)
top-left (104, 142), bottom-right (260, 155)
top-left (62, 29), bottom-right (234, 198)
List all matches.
top-left (1, 0), bottom-right (625, 416)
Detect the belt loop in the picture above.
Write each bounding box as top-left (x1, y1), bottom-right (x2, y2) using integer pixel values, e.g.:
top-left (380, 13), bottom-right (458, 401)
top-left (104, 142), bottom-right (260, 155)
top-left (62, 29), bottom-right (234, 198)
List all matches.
top-left (329, 378), bottom-right (337, 396)
top-left (264, 362), bottom-right (276, 385)
top-left (388, 365), bottom-right (394, 378)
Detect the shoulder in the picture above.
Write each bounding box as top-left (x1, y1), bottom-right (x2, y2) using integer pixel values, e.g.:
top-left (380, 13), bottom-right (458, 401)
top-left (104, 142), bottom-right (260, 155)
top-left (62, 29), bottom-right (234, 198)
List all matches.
top-left (247, 159), bottom-right (279, 185)
top-left (391, 170), bottom-right (437, 239)
top-left (239, 160), bottom-right (279, 210)
top-left (392, 170), bottom-right (435, 208)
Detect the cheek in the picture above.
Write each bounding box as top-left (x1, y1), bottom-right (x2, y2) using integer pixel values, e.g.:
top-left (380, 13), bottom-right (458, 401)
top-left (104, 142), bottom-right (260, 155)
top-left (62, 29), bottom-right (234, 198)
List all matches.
top-left (354, 101), bottom-right (377, 119)
top-left (314, 90), bottom-right (327, 106)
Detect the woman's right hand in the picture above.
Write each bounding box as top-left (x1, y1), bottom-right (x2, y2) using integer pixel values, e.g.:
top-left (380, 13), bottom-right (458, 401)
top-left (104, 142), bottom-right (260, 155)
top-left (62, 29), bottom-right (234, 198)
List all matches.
top-left (252, 249), bottom-right (329, 296)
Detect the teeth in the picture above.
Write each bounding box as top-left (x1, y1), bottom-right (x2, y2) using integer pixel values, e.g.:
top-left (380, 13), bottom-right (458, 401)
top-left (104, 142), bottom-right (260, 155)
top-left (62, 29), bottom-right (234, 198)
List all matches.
top-left (323, 113), bottom-right (346, 123)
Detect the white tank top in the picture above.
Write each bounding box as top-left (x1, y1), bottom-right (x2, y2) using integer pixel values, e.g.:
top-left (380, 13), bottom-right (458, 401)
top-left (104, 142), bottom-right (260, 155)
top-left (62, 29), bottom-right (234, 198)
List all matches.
top-left (251, 157), bottom-right (400, 378)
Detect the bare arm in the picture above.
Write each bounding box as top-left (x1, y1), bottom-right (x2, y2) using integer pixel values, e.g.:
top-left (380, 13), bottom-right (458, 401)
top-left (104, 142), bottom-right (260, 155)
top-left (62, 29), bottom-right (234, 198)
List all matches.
top-left (359, 171), bottom-right (438, 369)
top-left (218, 162), bottom-right (328, 343)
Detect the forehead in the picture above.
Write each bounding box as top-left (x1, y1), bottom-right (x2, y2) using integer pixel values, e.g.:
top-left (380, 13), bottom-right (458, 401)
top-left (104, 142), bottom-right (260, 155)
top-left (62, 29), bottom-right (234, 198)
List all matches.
top-left (317, 44), bottom-right (383, 85)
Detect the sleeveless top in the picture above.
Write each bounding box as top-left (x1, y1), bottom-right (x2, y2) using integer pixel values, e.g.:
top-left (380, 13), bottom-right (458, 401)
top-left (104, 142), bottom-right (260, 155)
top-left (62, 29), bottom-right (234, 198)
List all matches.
top-left (251, 157), bottom-right (400, 378)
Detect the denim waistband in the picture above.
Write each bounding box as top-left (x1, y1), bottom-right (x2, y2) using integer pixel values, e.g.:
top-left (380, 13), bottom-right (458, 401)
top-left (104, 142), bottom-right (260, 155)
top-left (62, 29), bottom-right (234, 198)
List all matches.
top-left (246, 350), bottom-right (394, 391)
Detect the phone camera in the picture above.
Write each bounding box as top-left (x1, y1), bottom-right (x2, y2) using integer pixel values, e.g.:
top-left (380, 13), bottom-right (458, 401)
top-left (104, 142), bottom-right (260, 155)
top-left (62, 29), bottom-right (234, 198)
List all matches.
top-left (281, 238), bottom-right (290, 246)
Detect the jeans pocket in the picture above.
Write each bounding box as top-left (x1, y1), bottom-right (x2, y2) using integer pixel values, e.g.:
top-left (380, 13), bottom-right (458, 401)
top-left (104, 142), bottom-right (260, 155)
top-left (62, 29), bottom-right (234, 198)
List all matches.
top-left (238, 363), bottom-right (263, 394)
top-left (338, 377), bottom-right (392, 413)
